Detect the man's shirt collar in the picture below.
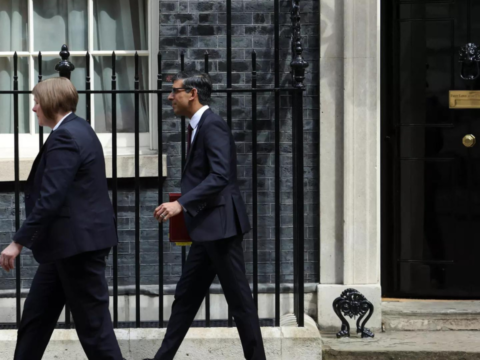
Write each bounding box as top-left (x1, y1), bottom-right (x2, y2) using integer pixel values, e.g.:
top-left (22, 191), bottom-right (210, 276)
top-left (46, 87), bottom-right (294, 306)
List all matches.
top-left (190, 106), bottom-right (209, 129)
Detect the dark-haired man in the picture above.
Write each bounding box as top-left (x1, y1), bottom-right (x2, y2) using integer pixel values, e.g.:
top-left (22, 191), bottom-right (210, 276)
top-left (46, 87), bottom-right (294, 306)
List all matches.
top-left (147, 72), bottom-right (266, 360)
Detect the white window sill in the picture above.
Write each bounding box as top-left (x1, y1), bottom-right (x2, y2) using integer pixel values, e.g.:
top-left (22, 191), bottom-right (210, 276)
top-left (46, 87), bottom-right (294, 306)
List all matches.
top-left (0, 148), bottom-right (167, 182)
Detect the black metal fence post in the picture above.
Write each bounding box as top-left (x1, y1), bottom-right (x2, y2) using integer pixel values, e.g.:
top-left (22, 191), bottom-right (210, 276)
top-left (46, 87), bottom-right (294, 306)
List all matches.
top-left (290, 0), bottom-right (309, 328)
top-left (274, 0), bottom-right (281, 328)
top-left (134, 52), bottom-right (141, 328)
top-left (204, 51), bottom-right (211, 328)
top-left (13, 52), bottom-right (21, 328)
top-left (38, 52), bottom-right (44, 147)
top-left (158, 51), bottom-right (164, 328)
top-left (54, 44), bottom-right (76, 329)
top-left (251, 51), bottom-right (259, 309)
top-left (111, 52), bottom-right (119, 328)
top-left (226, 0), bottom-right (234, 329)
top-left (180, 52), bottom-right (187, 269)
top-left (85, 52), bottom-right (91, 125)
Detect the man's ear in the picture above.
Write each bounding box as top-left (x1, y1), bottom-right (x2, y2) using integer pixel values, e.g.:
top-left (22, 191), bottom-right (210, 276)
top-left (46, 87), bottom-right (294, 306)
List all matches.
top-left (189, 88), bottom-right (197, 101)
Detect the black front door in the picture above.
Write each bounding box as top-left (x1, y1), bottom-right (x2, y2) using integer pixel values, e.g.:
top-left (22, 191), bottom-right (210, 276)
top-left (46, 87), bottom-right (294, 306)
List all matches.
top-left (383, 0), bottom-right (480, 298)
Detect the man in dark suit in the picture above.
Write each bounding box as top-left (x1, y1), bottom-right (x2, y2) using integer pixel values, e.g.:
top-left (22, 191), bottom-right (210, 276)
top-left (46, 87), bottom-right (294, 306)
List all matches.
top-left (0, 77), bottom-right (124, 360)
top-left (148, 72), bottom-right (266, 360)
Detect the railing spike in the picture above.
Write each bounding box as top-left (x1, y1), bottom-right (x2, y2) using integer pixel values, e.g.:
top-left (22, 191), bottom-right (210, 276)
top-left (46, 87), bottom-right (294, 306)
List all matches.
top-left (55, 44), bottom-right (75, 79)
top-left (290, 0), bottom-right (309, 88)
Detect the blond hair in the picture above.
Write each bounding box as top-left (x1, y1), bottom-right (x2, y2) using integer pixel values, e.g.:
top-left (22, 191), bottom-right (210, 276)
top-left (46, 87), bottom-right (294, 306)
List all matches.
top-left (32, 78), bottom-right (78, 120)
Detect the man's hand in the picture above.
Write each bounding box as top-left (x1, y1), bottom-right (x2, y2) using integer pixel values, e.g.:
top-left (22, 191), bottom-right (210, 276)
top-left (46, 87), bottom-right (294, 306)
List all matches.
top-left (154, 201), bottom-right (183, 223)
top-left (0, 242), bottom-right (23, 272)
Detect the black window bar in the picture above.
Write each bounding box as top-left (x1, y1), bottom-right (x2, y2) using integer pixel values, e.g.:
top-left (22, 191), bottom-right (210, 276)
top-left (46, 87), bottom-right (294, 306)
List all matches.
top-left (0, 0), bottom-right (308, 330)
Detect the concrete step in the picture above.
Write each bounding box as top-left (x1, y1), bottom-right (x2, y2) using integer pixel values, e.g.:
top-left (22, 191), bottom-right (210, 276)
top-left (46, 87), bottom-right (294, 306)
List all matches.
top-left (382, 300), bottom-right (480, 331)
top-left (322, 331), bottom-right (480, 360)
top-left (0, 325), bottom-right (322, 360)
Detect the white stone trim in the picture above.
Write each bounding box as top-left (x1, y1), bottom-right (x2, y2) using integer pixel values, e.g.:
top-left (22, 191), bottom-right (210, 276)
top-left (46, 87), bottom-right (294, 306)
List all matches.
top-left (0, 291), bottom-right (317, 324)
top-left (342, 0), bottom-right (380, 285)
top-left (0, 153), bottom-right (167, 182)
top-left (319, 0), bottom-right (346, 285)
top-left (319, 0), bottom-right (381, 286)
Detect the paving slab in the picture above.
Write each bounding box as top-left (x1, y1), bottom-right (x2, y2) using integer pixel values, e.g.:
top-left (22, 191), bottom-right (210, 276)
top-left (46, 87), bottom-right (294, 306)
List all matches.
top-left (322, 331), bottom-right (480, 360)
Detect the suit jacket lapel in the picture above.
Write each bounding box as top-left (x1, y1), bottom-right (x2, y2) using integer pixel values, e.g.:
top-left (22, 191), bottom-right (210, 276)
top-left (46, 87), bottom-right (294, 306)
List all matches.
top-left (183, 109), bottom-right (211, 174)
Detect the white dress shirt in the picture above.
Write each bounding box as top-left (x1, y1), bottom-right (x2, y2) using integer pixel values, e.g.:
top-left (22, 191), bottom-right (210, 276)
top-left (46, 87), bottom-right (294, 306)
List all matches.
top-left (180, 105), bottom-right (209, 213)
top-left (52, 112), bottom-right (73, 131)
top-left (189, 105), bottom-right (209, 143)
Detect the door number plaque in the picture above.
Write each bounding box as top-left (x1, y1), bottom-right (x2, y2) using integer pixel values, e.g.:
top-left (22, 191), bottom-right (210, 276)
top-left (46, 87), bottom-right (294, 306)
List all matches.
top-left (449, 91), bottom-right (480, 109)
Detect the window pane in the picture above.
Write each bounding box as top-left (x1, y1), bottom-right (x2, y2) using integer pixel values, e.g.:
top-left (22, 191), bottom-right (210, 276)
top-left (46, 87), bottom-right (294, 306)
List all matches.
top-left (0, 57), bottom-right (29, 133)
top-left (34, 0), bottom-right (87, 51)
top-left (94, 0), bottom-right (148, 51)
top-left (0, 0), bottom-right (28, 52)
top-left (94, 55), bottom-right (149, 133)
top-left (34, 56), bottom-right (87, 133)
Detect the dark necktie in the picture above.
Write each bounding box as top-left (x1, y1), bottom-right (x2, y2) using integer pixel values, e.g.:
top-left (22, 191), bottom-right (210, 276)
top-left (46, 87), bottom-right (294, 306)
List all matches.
top-left (187, 124), bottom-right (193, 155)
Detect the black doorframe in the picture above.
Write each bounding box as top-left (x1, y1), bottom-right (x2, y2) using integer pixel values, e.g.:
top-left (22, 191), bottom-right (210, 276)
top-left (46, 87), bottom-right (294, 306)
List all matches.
top-left (380, 0), bottom-right (480, 299)
top-left (381, 0), bottom-right (398, 298)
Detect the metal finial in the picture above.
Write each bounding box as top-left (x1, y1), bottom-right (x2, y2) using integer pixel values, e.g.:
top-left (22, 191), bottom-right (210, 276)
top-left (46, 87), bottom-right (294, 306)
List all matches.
top-left (55, 44), bottom-right (75, 79)
top-left (290, 0), bottom-right (309, 88)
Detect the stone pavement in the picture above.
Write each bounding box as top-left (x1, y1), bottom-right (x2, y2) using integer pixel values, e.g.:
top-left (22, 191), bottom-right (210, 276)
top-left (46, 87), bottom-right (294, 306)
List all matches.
top-left (0, 326), bottom-right (322, 360)
top-left (322, 331), bottom-right (480, 360)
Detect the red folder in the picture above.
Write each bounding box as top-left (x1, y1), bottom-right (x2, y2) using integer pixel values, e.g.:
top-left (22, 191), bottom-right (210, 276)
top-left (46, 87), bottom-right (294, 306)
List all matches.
top-left (169, 193), bottom-right (192, 246)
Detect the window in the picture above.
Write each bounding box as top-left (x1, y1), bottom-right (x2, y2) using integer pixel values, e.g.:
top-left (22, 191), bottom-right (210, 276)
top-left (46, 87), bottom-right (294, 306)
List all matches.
top-left (0, 0), bottom-right (159, 158)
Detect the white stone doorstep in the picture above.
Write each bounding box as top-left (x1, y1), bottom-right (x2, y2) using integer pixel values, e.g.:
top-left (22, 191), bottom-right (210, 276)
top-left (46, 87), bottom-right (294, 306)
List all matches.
top-left (0, 326), bottom-right (322, 360)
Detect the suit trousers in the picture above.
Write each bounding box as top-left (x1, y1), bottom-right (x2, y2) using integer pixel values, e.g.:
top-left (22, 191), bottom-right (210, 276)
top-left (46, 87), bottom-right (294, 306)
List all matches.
top-left (154, 235), bottom-right (266, 360)
top-left (14, 248), bottom-right (123, 360)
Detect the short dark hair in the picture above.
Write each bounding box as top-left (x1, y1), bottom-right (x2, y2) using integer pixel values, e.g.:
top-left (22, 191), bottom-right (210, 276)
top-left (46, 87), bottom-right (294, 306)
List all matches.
top-left (173, 71), bottom-right (212, 105)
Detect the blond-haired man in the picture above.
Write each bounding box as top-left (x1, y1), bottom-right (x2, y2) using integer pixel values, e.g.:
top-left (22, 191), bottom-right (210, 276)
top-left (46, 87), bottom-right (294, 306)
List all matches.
top-left (0, 78), bottom-right (123, 360)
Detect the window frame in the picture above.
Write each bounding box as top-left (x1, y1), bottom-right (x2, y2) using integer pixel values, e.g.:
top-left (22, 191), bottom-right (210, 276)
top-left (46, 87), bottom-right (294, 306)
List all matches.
top-left (0, 0), bottom-right (159, 158)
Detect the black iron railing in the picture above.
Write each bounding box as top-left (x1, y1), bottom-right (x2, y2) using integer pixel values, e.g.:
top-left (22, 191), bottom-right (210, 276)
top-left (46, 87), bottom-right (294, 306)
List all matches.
top-left (0, 0), bottom-right (308, 329)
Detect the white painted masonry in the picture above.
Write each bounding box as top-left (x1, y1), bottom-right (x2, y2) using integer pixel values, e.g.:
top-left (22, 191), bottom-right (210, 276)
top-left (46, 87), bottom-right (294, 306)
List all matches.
top-left (0, 292), bottom-right (318, 324)
top-left (318, 0), bottom-right (381, 330)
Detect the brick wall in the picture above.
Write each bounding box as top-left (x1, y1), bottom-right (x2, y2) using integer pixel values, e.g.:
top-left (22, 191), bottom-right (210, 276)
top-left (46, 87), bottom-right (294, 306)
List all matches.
top-left (157, 0), bottom-right (319, 286)
top-left (0, 0), bottom-right (319, 290)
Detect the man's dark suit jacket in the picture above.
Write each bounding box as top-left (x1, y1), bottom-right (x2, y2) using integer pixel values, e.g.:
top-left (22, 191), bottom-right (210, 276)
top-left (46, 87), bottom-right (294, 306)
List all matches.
top-left (178, 108), bottom-right (251, 241)
top-left (13, 113), bottom-right (118, 264)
